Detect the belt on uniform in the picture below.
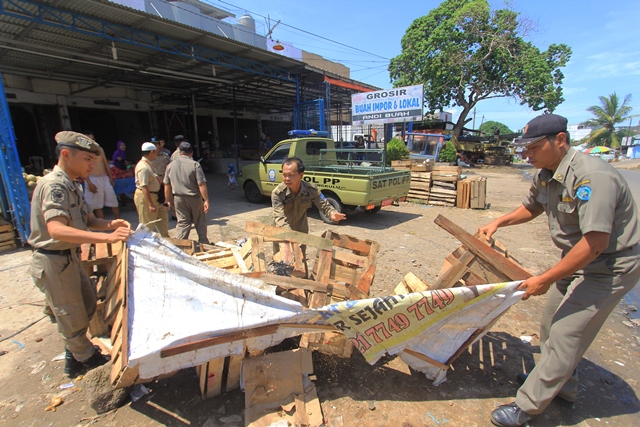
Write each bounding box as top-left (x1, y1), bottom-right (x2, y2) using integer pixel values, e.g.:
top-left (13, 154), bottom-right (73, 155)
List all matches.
top-left (35, 247), bottom-right (79, 256)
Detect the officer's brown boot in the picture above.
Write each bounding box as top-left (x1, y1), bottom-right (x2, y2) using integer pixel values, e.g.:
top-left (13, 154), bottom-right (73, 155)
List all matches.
top-left (64, 349), bottom-right (83, 378)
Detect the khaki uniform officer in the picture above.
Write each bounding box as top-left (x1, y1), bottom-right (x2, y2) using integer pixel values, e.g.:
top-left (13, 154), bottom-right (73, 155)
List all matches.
top-left (134, 142), bottom-right (169, 237)
top-left (28, 131), bottom-right (132, 378)
top-left (480, 114), bottom-right (640, 427)
top-left (272, 156), bottom-right (346, 233)
top-left (163, 142), bottom-right (210, 244)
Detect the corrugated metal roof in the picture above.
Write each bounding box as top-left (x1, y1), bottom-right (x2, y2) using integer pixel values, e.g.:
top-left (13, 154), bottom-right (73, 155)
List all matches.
top-left (0, 0), bottom-right (379, 113)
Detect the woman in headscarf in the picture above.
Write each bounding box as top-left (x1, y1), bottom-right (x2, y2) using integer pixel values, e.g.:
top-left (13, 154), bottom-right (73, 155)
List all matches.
top-left (111, 140), bottom-right (129, 170)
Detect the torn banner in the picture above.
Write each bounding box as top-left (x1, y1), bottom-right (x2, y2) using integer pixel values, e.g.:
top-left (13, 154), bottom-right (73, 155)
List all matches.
top-left (122, 228), bottom-right (523, 386)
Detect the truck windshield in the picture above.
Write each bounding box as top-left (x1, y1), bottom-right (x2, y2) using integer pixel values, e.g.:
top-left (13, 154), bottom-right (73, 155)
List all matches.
top-left (266, 143), bottom-right (291, 163)
top-left (406, 134), bottom-right (444, 157)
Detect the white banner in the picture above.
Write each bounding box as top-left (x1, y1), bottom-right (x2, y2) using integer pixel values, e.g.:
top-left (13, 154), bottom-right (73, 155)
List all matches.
top-left (125, 228), bottom-right (523, 385)
top-left (351, 84), bottom-right (424, 125)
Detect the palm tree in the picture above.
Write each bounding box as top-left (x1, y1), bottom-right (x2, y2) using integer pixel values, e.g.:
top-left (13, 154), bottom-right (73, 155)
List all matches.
top-left (583, 93), bottom-right (634, 148)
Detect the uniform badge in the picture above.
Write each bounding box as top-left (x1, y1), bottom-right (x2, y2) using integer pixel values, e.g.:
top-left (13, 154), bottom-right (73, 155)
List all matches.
top-left (51, 187), bottom-right (65, 204)
top-left (268, 169), bottom-right (276, 182)
top-left (319, 193), bottom-right (326, 201)
top-left (76, 136), bottom-right (91, 149)
top-left (575, 185), bottom-right (592, 201)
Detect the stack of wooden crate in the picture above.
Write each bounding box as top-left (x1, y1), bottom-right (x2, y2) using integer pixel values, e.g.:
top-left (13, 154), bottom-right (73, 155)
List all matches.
top-left (407, 171), bottom-right (432, 202)
top-left (0, 217), bottom-right (17, 253)
top-left (428, 165), bottom-right (461, 207)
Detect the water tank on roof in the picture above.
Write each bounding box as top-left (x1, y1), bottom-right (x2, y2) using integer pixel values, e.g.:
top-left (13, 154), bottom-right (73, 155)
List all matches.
top-left (238, 14), bottom-right (256, 33)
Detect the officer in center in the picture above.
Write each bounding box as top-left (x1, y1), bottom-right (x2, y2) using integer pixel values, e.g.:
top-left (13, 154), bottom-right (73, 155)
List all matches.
top-left (272, 156), bottom-right (346, 233)
top-left (477, 114), bottom-right (640, 427)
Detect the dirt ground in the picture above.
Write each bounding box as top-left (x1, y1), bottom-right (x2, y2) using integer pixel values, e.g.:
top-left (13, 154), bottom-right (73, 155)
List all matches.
top-left (1, 163), bottom-right (639, 427)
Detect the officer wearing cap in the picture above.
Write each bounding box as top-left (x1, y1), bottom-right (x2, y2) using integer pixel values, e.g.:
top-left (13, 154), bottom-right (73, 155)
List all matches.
top-left (478, 114), bottom-right (640, 427)
top-left (163, 142), bottom-right (210, 243)
top-left (28, 131), bottom-right (132, 378)
top-left (134, 142), bottom-right (169, 237)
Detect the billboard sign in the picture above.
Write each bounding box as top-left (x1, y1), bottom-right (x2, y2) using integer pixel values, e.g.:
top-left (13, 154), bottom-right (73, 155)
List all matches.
top-left (351, 84), bottom-right (423, 125)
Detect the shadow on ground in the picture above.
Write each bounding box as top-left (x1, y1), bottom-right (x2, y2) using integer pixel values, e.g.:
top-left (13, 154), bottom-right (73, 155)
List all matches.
top-left (127, 331), bottom-right (638, 426)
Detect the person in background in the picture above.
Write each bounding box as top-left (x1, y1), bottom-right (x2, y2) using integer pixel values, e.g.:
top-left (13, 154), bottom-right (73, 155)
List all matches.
top-left (28, 131), bottom-right (131, 378)
top-left (355, 135), bottom-right (366, 161)
top-left (480, 114), bottom-right (640, 427)
top-left (83, 131), bottom-right (120, 219)
top-left (152, 136), bottom-right (171, 157)
top-left (134, 142), bottom-right (169, 237)
top-left (171, 135), bottom-right (186, 161)
top-left (265, 135), bottom-right (273, 150)
top-left (151, 138), bottom-right (171, 182)
top-left (227, 163), bottom-right (238, 190)
top-left (111, 140), bottom-right (128, 170)
top-left (163, 142), bottom-right (209, 244)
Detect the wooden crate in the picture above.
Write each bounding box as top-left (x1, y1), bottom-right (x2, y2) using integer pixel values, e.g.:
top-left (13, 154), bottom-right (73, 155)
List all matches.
top-left (301, 231), bottom-right (379, 358)
top-left (196, 352), bottom-right (244, 399)
top-left (80, 242), bottom-right (123, 338)
top-left (389, 215), bottom-right (531, 375)
top-left (0, 217), bottom-right (17, 253)
top-left (457, 177), bottom-right (487, 209)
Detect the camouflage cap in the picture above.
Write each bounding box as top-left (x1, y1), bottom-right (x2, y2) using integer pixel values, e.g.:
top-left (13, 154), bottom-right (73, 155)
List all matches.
top-left (55, 131), bottom-right (100, 154)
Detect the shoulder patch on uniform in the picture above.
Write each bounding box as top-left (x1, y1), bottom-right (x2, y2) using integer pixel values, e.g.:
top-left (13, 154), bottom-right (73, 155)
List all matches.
top-left (319, 193), bottom-right (326, 201)
top-left (573, 179), bottom-right (591, 190)
top-left (575, 185), bottom-right (591, 201)
top-left (51, 186), bottom-right (65, 204)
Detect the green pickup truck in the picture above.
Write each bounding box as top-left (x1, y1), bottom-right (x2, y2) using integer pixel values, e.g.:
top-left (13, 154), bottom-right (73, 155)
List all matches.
top-left (238, 130), bottom-right (411, 223)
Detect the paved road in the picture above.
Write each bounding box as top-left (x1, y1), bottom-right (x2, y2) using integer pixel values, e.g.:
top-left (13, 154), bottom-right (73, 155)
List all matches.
top-left (619, 169), bottom-right (640, 314)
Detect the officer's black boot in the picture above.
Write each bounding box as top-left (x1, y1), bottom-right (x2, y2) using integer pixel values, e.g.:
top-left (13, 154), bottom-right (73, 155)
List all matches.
top-left (82, 348), bottom-right (111, 371)
top-left (64, 349), bottom-right (84, 378)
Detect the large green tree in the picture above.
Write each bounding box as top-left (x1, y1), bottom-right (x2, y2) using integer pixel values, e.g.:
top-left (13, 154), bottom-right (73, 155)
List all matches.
top-left (388, 0), bottom-right (571, 138)
top-left (583, 93), bottom-right (634, 148)
top-left (479, 120), bottom-right (512, 136)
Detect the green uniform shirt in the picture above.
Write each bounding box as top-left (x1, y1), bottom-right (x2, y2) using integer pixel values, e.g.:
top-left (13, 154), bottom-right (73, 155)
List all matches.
top-left (272, 180), bottom-right (337, 233)
top-left (523, 147), bottom-right (640, 254)
top-left (163, 156), bottom-right (206, 196)
top-left (27, 166), bottom-right (89, 250)
top-left (135, 157), bottom-right (161, 192)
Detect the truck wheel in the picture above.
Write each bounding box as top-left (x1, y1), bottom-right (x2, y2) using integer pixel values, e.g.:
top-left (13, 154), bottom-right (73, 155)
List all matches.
top-left (319, 194), bottom-right (343, 224)
top-left (365, 205), bottom-right (382, 214)
top-left (244, 181), bottom-right (264, 203)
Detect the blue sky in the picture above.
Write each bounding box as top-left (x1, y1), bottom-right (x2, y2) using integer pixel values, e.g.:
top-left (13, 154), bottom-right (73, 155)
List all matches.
top-left (213, 0), bottom-right (640, 131)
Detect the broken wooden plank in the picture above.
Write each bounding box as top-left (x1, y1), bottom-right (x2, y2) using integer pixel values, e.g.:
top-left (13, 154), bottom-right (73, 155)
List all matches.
top-left (260, 273), bottom-right (350, 299)
top-left (244, 222), bottom-right (333, 250)
top-left (160, 323), bottom-right (336, 358)
top-left (432, 250), bottom-right (475, 289)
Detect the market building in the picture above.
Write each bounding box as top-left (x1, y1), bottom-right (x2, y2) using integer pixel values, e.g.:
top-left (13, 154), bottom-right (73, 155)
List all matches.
top-left (0, 0), bottom-right (379, 242)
